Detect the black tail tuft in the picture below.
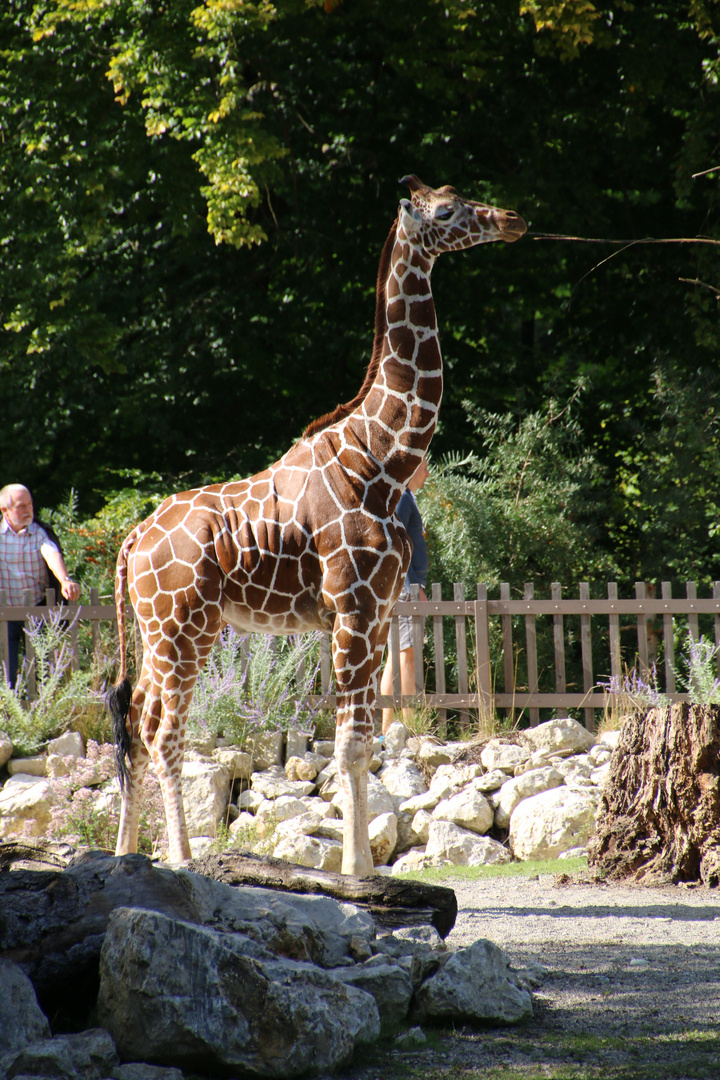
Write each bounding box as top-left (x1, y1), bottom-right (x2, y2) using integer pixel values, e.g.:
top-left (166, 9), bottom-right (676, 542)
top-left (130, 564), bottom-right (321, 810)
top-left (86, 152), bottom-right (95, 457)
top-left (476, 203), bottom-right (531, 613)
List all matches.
top-left (106, 677), bottom-right (133, 792)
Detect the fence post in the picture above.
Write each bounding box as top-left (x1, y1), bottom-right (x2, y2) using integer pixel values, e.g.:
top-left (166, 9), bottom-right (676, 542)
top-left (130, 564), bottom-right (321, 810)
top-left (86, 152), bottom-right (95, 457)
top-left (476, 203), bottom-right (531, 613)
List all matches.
top-left (551, 582), bottom-right (566, 695)
top-left (579, 582), bottom-right (593, 730)
top-left (410, 582), bottom-right (424, 700)
top-left (500, 582), bottom-right (514, 722)
top-left (635, 581), bottom-right (649, 677)
top-left (524, 583), bottom-right (539, 726)
top-left (453, 583), bottom-right (469, 729)
top-left (22, 589), bottom-right (37, 700)
top-left (661, 581), bottom-right (676, 693)
top-left (475, 583), bottom-right (492, 721)
top-left (687, 581), bottom-right (699, 642)
top-left (608, 581), bottom-right (621, 682)
top-left (431, 582), bottom-right (447, 733)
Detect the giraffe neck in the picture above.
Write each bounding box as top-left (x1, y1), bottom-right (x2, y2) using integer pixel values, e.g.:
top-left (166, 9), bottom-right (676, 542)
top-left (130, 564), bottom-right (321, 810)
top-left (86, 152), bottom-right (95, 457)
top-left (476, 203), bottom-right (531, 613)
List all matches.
top-left (351, 219), bottom-right (441, 486)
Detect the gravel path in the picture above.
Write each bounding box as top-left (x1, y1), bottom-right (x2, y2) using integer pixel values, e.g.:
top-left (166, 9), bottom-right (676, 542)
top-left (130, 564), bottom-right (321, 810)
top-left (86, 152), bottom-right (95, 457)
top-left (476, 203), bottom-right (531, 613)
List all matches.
top-left (349, 874), bottom-right (720, 1079)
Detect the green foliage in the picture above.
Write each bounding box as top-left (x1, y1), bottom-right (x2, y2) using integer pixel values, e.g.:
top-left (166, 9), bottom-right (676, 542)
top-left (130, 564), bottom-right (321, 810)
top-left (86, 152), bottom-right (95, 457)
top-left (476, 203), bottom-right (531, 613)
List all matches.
top-left (421, 390), bottom-right (618, 596)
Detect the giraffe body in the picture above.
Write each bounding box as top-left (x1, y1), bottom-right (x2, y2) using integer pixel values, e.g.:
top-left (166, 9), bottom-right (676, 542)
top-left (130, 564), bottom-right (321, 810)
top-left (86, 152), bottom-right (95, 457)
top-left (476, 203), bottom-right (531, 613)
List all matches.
top-left (109, 176), bottom-right (525, 874)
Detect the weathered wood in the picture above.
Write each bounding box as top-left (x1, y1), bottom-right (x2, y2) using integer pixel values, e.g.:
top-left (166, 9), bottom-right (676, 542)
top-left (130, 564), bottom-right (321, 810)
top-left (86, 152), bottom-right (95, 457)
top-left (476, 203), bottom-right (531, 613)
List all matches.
top-left (191, 852), bottom-right (458, 939)
top-left (587, 703), bottom-right (720, 886)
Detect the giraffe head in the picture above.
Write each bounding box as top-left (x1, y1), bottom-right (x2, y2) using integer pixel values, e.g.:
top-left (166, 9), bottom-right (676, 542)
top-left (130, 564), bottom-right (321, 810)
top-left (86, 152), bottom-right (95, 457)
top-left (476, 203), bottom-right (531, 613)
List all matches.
top-left (398, 174), bottom-right (526, 255)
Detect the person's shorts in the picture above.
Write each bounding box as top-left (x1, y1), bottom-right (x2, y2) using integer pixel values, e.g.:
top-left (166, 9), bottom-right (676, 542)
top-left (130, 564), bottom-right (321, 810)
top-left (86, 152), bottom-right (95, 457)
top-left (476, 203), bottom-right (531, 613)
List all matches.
top-left (387, 586), bottom-right (414, 652)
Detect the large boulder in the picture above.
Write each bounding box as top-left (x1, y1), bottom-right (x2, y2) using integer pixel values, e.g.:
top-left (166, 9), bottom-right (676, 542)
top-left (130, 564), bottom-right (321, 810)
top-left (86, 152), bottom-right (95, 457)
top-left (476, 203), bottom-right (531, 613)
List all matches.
top-left (521, 717), bottom-right (595, 756)
top-left (180, 754), bottom-right (232, 838)
top-left (377, 758), bottom-right (428, 801)
top-left (480, 740), bottom-right (530, 774)
top-left (0, 775), bottom-right (57, 839)
top-left (425, 821), bottom-right (511, 867)
top-left (432, 786), bottom-right (494, 835)
top-left (493, 766), bottom-right (565, 830)
top-left (0, 959), bottom-right (50, 1054)
top-left (97, 907), bottom-right (379, 1078)
top-left (414, 939), bottom-right (533, 1025)
top-left (331, 957), bottom-right (414, 1034)
top-left (509, 785), bottom-right (598, 860)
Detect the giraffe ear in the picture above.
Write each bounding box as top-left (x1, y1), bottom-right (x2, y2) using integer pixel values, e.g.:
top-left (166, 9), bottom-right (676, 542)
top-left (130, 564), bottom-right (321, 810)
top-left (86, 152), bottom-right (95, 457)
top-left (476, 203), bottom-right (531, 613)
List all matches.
top-left (398, 199), bottom-right (422, 235)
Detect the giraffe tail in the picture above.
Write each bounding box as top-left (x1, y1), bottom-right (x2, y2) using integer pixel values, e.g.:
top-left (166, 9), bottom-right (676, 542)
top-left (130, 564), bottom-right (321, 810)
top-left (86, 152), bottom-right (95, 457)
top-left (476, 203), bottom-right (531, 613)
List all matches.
top-left (106, 532), bottom-right (135, 792)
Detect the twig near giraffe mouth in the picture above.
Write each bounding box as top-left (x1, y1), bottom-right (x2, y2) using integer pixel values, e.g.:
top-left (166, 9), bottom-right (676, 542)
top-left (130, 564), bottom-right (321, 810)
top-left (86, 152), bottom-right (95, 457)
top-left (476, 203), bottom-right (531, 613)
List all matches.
top-left (529, 231), bottom-right (720, 246)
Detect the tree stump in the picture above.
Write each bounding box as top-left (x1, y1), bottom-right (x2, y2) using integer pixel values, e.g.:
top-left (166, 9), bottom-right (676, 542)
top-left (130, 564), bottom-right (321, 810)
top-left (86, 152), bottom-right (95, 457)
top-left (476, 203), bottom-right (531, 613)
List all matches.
top-left (587, 703), bottom-right (720, 885)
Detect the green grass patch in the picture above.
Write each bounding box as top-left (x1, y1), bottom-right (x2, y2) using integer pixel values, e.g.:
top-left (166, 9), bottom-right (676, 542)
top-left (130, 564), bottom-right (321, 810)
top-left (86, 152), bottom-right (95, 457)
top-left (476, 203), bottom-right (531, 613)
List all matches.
top-left (395, 855), bottom-right (589, 884)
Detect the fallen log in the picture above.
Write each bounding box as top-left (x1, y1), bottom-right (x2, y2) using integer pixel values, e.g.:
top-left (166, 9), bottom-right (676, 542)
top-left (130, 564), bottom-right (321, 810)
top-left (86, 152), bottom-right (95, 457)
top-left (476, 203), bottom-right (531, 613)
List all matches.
top-left (190, 851), bottom-right (458, 938)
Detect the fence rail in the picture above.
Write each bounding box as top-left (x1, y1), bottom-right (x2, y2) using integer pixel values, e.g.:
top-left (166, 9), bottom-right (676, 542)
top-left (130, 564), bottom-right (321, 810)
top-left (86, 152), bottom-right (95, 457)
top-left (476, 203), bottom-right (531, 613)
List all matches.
top-left (3, 581), bottom-right (719, 730)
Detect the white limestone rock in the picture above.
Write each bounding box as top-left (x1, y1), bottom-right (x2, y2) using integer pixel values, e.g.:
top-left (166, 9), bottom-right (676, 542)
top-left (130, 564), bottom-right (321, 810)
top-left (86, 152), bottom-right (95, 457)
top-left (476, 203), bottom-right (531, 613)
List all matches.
top-left (369, 812), bottom-right (398, 866)
top-left (254, 796), bottom-right (309, 836)
top-left (509, 785), bottom-right (599, 860)
top-left (410, 809), bottom-right (434, 845)
top-left (415, 738), bottom-right (456, 772)
top-left (332, 773), bottom-right (396, 821)
top-left (377, 758), bottom-right (428, 801)
top-left (273, 832), bottom-right (343, 873)
top-left (473, 768), bottom-right (508, 793)
top-left (244, 731), bottom-right (284, 770)
top-left (214, 748), bottom-right (253, 780)
top-left (285, 755), bottom-right (319, 783)
top-left (384, 720), bottom-right (410, 758)
top-left (390, 849), bottom-right (428, 874)
top-left (521, 716), bottom-right (595, 756)
top-left (597, 728), bottom-right (621, 749)
top-left (414, 939), bottom-right (533, 1026)
top-left (181, 755), bottom-right (232, 838)
top-left (399, 789), bottom-right (440, 814)
top-left (251, 766), bottom-right (316, 800)
top-left (480, 740), bottom-right (530, 774)
top-left (433, 786), bottom-right (494, 835)
top-left (0, 775), bottom-right (57, 838)
top-left (493, 766), bottom-right (565, 830)
top-left (7, 755), bottom-right (47, 777)
top-left (425, 820), bottom-right (511, 867)
top-left (238, 788), bottom-right (264, 813)
top-left (48, 731), bottom-right (85, 758)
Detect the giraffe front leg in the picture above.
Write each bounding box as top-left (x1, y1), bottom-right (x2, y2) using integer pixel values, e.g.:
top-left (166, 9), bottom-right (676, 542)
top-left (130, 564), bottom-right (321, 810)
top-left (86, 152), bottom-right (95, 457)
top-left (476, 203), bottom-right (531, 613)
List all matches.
top-left (335, 694), bottom-right (374, 877)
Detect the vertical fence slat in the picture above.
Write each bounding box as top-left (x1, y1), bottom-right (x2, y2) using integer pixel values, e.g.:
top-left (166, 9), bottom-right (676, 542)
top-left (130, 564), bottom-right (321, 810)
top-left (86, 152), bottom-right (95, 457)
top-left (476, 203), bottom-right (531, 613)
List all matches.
top-left (454, 582), bottom-right (469, 728)
top-left (431, 582), bottom-right (447, 730)
top-left (524, 583), bottom-right (539, 726)
top-left (635, 581), bottom-right (649, 677)
top-left (687, 580), bottom-right (699, 642)
top-left (475, 583), bottom-right (492, 720)
top-left (551, 582), bottom-right (566, 695)
top-left (662, 581), bottom-right (676, 693)
top-left (579, 582), bottom-right (593, 730)
top-left (389, 618), bottom-right (402, 704)
top-left (500, 582), bottom-right (514, 722)
top-left (608, 581), bottom-right (621, 682)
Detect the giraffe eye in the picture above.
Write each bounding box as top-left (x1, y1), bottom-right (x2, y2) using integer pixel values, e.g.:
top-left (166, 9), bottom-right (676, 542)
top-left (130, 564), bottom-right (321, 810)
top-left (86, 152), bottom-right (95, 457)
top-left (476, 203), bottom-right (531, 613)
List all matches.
top-left (435, 206), bottom-right (455, 220)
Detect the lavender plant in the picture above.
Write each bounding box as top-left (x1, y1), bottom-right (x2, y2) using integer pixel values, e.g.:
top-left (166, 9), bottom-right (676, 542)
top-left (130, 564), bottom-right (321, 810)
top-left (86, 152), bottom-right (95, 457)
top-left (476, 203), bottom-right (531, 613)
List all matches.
top-left (676, 634), bottom-right (720, 705)
top-left (0, 609), bottom-right (101, 756)
top-left (187, 628), bottom-right (331, 744)
top-left (599, 663), bottom-right (669, 727)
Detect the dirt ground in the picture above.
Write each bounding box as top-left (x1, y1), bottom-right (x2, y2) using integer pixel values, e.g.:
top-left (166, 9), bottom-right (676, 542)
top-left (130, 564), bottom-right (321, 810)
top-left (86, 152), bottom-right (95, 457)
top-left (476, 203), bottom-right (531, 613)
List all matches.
top-left (343, 873), bottom-right (720, 1080)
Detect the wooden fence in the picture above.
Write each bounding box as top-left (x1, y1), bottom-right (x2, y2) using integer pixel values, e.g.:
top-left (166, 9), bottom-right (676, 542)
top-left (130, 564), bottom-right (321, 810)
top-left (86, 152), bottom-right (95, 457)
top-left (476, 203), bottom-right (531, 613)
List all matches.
top-left (3, 581), bottom-right (720, 731)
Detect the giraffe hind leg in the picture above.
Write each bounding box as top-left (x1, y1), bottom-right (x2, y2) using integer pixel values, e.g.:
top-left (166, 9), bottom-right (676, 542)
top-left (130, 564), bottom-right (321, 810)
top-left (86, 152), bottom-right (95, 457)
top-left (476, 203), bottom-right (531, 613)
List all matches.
top-left (114, 673), bottom-right (153, 856)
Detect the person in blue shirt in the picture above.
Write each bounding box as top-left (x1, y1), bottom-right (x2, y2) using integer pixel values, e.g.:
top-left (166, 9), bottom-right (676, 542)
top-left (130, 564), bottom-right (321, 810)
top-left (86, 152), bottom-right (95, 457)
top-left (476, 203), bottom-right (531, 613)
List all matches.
top-left (379, 456), bottom-right (429, 733)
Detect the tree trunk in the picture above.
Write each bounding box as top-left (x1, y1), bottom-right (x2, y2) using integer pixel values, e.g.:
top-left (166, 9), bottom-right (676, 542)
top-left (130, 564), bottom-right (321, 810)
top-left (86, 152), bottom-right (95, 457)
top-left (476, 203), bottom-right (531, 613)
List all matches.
top-left (587, 703), bottom-right (720, 885)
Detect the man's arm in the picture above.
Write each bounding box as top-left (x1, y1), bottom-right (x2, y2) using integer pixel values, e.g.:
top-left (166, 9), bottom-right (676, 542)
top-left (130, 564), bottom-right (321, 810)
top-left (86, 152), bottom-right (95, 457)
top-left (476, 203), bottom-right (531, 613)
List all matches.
top-left (40, 543), bottom-right (81, 601)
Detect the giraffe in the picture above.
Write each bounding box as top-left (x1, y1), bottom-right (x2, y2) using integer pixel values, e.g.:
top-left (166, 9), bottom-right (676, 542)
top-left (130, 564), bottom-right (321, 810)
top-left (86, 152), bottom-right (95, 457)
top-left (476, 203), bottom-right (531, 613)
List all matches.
top-left (108, 175), bottom-right (526, 875)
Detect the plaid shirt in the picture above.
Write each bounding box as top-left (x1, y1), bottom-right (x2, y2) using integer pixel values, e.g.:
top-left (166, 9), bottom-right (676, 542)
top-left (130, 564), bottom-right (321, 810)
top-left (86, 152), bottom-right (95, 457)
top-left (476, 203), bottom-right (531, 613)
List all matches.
top-left (0, 519), bottom-right (59, 605)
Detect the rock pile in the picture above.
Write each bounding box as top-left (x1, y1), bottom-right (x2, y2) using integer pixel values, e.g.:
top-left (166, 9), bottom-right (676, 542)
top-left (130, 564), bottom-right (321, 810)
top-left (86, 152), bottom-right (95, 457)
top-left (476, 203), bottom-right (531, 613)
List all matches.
top-left (0, 717), bottom-right (617, 870)
top-left (0, 852), bottom-right (536, 1078)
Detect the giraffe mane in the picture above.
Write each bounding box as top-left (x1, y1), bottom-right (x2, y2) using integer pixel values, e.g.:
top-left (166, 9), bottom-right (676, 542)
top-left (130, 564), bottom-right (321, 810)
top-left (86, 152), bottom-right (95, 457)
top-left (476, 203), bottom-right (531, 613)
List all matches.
top-left (302, 217), bottom-right (398, 439)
